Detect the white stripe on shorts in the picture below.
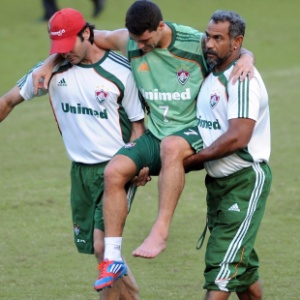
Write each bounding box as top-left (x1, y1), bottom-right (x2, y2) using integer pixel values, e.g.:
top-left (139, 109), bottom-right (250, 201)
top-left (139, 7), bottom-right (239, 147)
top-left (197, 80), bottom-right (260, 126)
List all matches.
top-left (215, 163), bottom-right (265, 291)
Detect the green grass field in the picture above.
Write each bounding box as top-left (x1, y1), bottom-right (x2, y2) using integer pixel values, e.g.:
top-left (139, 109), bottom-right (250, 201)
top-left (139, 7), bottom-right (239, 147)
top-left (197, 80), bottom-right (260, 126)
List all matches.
top-left (1, 0), bottom-right (299, 299)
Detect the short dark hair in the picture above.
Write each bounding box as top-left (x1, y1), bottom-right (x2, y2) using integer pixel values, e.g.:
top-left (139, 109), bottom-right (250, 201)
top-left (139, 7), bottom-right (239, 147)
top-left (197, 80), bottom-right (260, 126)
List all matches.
top-left (78, 22), bottom-right (95, 44)
top-left (125, 0), bottom-right (163, 35)
top-left (210, 10), bottom-right (246, 39)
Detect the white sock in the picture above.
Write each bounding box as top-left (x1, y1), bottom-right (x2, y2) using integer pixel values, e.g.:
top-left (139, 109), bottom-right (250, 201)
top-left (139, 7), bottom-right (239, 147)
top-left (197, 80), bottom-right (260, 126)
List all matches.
top-left (104, 237), bottom-right (122, 261)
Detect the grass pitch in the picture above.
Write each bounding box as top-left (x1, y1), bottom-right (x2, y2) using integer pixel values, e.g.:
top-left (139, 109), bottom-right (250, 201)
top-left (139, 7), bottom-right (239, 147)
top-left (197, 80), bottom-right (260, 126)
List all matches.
top-left (1, 0), bottom-right (299, 299)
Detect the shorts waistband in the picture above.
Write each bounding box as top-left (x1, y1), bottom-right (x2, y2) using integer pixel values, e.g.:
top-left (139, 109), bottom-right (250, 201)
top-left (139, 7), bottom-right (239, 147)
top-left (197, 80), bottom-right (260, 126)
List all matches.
top-left (207, 162), bottom-right (268, 181)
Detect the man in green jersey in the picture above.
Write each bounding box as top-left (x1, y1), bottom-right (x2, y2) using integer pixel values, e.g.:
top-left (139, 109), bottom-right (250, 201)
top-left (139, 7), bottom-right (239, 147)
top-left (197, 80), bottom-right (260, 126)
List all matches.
top-left (32, 1), bottom-right (255, 292)
top-left (93, 1), bottom-right (256, 291)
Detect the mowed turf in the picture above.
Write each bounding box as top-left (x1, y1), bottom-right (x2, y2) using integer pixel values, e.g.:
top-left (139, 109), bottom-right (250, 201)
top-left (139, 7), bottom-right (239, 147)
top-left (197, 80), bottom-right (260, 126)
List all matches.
top-left (0, 0), bottom-right (299, 299)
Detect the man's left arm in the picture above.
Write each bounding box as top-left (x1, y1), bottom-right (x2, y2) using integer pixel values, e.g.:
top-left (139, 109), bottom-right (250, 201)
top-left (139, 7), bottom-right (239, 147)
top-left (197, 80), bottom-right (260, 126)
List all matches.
top-left (129, 120), bottom-right (149, 186)
top-left (122, 70), bottom-right (146, 141)
top-left (130, 119), bottom-right (145, 141)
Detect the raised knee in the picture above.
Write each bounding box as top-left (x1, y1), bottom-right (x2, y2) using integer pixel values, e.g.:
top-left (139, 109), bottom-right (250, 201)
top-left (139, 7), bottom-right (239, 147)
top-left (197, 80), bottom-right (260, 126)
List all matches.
top-left (161, 136), bottom-right (193, 160)
top-left (104, 161), bottom-right (118, 179)
top-left (160, 136), bottom-right (181, 157)
top-left (104, 156), bottom-right (137, 185)
top-left (104, 161), bottom-right (125, 187)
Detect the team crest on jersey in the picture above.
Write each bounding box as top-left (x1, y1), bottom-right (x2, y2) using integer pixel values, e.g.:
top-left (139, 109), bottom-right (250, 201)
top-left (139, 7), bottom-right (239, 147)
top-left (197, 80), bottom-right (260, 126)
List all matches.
top-left (95, 89), bottom-right (108, 104)
top-left (124, 142), bottom-right (136, 149)
top-left (177, 69), bottom-right (190, 85)
top-left (210, 93), bottom-right (220, 109)
top-left (74, 223), bottom-right (80, 236)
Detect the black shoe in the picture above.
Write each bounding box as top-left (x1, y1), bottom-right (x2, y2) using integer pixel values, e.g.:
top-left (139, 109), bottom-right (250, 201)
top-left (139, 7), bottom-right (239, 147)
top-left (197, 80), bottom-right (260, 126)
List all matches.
top-left (93, 0), bottom-right (105, 17)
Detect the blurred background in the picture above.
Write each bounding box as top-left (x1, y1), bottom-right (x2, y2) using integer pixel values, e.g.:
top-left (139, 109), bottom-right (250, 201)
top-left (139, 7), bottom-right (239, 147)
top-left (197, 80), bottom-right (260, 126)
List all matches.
top-left (1, 1), bottom-right (299, 299)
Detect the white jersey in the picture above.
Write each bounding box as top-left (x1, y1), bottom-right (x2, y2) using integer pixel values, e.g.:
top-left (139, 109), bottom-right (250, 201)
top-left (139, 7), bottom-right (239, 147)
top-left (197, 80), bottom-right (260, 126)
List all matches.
top-left (197, 61), bottom-right (270, 178)
top-left (19, 51), bottom-right (144, 164)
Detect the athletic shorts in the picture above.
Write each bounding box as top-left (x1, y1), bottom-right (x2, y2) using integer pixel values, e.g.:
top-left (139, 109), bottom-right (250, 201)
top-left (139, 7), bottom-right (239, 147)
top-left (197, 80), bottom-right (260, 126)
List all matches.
top-left (203, 162), bottom-right (272, 292)
top-left (116, 128), bottom-right (203, 176)
top-left (171, 126), bottom-right (203, 153)
top-left (70, 161), bottom-right (137, 254)
top-left (116, 129), bottom-right (161, 176)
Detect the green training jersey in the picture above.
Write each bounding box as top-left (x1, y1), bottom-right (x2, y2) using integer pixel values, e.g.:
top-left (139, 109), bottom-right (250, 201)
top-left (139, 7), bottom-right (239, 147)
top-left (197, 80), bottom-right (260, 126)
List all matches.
top-left (127, 21), bottom-right (208, 140)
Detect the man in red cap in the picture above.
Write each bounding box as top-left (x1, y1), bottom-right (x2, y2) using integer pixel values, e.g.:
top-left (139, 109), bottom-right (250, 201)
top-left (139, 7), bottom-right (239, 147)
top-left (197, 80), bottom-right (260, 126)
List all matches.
top-left (0, 7), bottom-right (144, 300)
top-left (48, 8), bottom-right (87, 54)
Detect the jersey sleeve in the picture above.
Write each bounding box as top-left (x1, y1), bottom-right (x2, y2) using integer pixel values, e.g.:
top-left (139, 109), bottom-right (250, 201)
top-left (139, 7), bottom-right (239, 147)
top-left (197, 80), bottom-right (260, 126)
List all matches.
top-left (122, 72), bottom-right (145, 122)
top-left (18, 62), bottom-right (48, 101)
top-left (227, 73), bottom-right (260, 121)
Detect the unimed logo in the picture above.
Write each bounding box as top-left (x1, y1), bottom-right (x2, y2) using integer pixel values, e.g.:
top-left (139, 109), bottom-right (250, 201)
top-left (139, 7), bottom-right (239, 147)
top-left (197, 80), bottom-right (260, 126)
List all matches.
top-left (61, 102), bottom-right (108, 119)
top-left (140, 88), bottom-right (191, 101)
top-left (197, 116), bottom-right (221, 130)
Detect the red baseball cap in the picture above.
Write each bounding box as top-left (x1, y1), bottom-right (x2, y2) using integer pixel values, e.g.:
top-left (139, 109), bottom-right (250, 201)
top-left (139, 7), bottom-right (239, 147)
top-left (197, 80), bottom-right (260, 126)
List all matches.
top-left (48, 8), bottom-right (86, 54)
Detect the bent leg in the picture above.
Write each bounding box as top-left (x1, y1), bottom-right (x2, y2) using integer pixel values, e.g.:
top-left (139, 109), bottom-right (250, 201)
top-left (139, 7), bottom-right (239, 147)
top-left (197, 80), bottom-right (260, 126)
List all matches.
top-left (103, 154), bottom-right (137, 239)
top-left (132, 136), bottom-right (194, 258)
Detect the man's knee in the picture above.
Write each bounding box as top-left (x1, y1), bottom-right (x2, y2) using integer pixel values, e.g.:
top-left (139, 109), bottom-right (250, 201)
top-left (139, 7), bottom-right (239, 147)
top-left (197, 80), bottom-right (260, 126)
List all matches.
top-left (160, 136), bottom-right (193, 160)
top-left (247, 280), bottom-right (263, 300)
top-left (236, 281), bottom-right (263, 300)
top-left (104, 155), bottom-right (136, 185)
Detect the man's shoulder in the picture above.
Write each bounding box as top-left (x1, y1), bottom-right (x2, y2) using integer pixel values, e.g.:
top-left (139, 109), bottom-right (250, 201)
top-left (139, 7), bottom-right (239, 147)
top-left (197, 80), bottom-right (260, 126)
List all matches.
top-left (54, 61), bottom-right (73, 74)
top-left (166, 21), bottom-right (203, 37)
top-left (166, 21), bottom-right (204, 56)
top-left (105, 50), bottom-right (131, 72)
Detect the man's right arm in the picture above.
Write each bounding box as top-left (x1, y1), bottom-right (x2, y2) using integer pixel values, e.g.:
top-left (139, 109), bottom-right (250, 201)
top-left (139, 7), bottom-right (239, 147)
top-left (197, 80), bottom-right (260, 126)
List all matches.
top-left (1, 63), bottom-right (50, 123)
top-left (0, 86), bottom-right (24, 122)
top-left (93, 29), bottom-right (129, 56)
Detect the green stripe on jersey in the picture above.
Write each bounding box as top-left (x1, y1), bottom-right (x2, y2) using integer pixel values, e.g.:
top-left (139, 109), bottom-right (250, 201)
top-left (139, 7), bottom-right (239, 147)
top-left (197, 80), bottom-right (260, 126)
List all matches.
top-left (93, 64), bottom-right (131, 143)
top-left (235, 147), bottom-right (254, 162)
top-left (217, 73), bottom-right (229, 98)
top-left (238, 77), bottom-right (250, 118)
top-left (17, 61), bottom-right (44, 88)
top-left (108, 51), bottom-right (131, 71)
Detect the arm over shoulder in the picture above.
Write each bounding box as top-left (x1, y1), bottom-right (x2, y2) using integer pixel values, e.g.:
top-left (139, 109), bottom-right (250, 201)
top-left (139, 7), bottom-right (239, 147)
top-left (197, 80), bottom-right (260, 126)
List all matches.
top-left (94, 29), bottom-right (129, 56)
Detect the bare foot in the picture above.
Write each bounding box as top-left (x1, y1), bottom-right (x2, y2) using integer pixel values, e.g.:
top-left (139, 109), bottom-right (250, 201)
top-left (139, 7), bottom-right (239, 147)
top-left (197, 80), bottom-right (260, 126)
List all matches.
top-left (132, 233), bottom-right (167, 258)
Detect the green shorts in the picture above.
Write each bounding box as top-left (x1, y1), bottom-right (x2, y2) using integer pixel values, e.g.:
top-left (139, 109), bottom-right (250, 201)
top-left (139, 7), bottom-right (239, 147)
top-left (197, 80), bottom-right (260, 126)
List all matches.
top-left (70, 161), bottom-right (137, 254)
top-left (116, 129), bottom-right (162, 176)
top-left (116, 128), bottom-right (203, 175)
top-left (204, 162), bottom-right (272, 292)
top-left (171, 126), bottom-right (203, 153)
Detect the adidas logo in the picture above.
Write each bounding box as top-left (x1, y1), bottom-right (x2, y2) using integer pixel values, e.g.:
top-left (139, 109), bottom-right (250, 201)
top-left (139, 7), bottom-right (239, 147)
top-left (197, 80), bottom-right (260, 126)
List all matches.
top-left (228, 203), bottom-right (240, 212)
top-left (184, 129), bottom-right (199, 136)
top-left (138, 62), bottom-right (149, 71)
top-left (108, 262), bottom-right (124, 274)
top-left (57, 78), bottom-right (67, 86)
